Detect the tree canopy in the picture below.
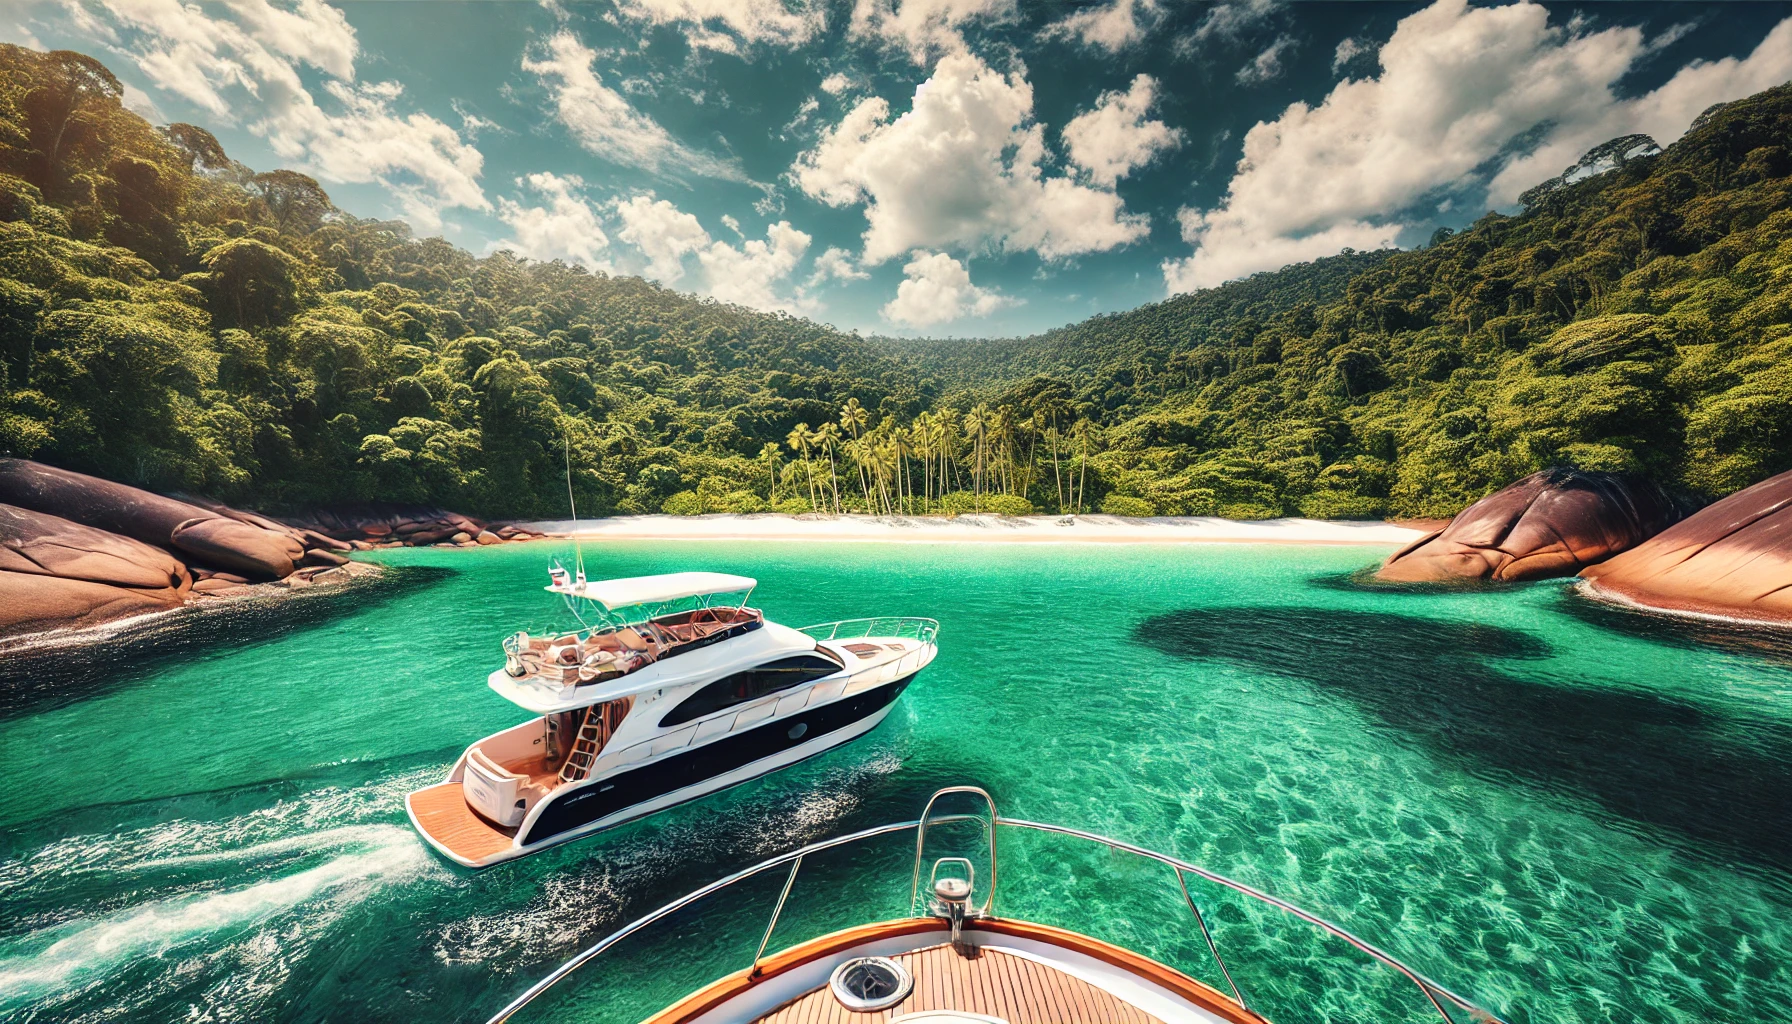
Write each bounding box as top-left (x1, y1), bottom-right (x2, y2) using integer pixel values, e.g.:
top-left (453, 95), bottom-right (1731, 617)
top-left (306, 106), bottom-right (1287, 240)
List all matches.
top-left (2, 43), bottom-right (1791, 521)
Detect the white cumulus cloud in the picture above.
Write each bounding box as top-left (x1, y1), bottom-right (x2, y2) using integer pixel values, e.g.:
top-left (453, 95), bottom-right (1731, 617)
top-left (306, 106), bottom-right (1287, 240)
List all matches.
top-left (699, 220), bottom-right (813, 311)
top-left (1041, 0), bottom-right (1161, 54)
top-left (881, 252), bottom-right (1012, 327)
top-left (62, 0), bottom-right (487, 231)
top-left (849, 0), bottom-right (1014, 62)
top-left (1062, 74), bottom-right (1182, 187)
top-left (613, 196), bottom-right (812, 312)
top-left (1236, 35), bottom-right (1295, 85)
top-left (808, 245), bottom-right (869, 287)
top-left (1189, 0), bottom-right (1280, 45)
top-left (524, 30), bottom-right (741, 180)
top-left (495, 173), bottom-right (611, 270)
top-left (820, 72), bottom-right (853, 95)
top-left (1163, 0), bottom-right (1792, 294)
top-left (611, 0), bottom-right (823, 53)
top-left (614, 195), bottom-right (712, 282)
top-left (795, 52), bottom-right (1150, 264)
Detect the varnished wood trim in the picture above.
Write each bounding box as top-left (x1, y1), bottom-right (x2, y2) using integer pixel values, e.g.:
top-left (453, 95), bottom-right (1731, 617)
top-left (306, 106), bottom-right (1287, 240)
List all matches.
top-left (969, 919), bottom-right (1268, 1024)
top-left (640, 917), bottom-right (1266, 1024)
top-left (639, 919), bottom-right (946, 1024)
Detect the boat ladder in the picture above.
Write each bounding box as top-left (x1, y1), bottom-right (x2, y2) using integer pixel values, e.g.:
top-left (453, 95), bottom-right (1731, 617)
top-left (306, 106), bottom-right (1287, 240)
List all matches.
top-left (558, 705), bottom-right (607, 783)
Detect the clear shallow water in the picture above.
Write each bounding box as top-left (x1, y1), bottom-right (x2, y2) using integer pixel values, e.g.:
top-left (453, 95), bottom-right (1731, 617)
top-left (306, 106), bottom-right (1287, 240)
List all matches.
top-left (1, 540), bottom-right (1789, 1023)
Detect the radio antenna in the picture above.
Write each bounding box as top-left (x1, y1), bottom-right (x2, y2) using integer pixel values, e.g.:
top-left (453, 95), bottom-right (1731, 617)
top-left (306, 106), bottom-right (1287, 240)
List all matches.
top-left (564, 431), bottom-right (585, 584)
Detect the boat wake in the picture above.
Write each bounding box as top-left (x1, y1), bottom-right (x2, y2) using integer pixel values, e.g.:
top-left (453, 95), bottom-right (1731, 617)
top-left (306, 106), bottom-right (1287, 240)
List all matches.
top-left (0, 768), bottom-right (447, 1021)
top-left (433, 750), bottom-right (906, 974)
top-left (0, 824), bottom-right (432, 1015)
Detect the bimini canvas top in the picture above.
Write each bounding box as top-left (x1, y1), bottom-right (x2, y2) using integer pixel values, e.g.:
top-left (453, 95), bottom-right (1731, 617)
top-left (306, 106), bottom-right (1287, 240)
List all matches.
top-left (547, 570), bottom-right (756, 609)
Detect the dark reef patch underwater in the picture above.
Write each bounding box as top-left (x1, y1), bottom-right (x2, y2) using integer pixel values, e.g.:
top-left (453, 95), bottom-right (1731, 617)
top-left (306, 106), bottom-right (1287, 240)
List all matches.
top-left (1135, 606), bottom-right (1792, 872)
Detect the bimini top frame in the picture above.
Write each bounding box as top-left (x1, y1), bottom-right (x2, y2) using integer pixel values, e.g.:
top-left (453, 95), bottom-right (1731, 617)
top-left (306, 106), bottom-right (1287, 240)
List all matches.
top-left (485, 787), bottom-right (1509, 1024)
top-left (547, 571), bottom-right (757, 609)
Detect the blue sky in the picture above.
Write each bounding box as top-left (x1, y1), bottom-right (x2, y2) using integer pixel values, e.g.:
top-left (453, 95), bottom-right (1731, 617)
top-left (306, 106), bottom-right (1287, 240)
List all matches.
top-left (7, 1), bottom-right (1792, 337)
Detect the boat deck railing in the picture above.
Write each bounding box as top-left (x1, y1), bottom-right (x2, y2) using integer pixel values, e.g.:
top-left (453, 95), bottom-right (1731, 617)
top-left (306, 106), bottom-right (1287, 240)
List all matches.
top-left (798, 616), bottom-right (941, 644)
top-left (485, 789), bottom-right (1508, 1024)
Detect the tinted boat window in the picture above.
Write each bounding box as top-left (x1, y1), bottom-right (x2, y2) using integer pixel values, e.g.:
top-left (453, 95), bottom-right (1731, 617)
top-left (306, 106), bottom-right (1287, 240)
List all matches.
top-left (659, 655), bottom-right (842, 727)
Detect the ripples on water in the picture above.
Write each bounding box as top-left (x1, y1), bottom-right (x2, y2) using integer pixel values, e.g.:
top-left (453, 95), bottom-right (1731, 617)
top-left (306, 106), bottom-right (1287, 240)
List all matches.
top-left (1, 541), bottom-right (1789, 1023)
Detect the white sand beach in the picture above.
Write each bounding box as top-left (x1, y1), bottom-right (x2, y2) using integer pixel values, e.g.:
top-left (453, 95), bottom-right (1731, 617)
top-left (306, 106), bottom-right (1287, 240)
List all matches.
top-left (525, 513), bottom-right (1427, 546)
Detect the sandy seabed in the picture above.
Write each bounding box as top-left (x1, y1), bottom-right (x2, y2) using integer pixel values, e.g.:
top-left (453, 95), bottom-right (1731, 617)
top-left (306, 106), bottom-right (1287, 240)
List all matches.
top-left (523, 513), bottom-right (1425, 546)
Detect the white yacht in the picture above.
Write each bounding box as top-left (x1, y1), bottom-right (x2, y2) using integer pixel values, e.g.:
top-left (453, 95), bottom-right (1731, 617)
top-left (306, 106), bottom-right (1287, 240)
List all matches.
top-left (406, 570), bottom-right (938, 868)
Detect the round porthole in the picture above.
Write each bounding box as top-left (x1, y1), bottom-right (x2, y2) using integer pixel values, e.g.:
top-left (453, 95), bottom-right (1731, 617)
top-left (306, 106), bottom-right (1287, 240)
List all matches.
top-left (829, 956), bottom-right (913, 1012)
top-left (788, 722), bottom-right (809, 740)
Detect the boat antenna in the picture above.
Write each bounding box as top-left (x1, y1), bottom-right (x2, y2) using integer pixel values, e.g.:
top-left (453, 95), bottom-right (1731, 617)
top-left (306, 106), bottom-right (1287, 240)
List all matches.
top-left (564, 431), bottom-right (586, 585)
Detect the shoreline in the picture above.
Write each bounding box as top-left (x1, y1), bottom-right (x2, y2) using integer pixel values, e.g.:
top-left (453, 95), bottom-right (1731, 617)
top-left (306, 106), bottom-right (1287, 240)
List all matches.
top-left (1574, 578), bottom-right (1792, 629)
top-left (523, 513), bottom-right (1428, 546)
top-left (0, 561), bottom-right (384, 655)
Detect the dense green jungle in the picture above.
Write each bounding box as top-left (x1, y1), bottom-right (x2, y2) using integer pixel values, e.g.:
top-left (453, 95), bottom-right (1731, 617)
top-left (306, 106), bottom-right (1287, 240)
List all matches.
top-left (3, 44), bottom-right (1790, 521)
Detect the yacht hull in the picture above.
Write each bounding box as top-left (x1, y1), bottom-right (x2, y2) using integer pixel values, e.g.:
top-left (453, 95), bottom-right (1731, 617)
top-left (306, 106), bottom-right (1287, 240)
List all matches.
top-left (415, 673), bottom-right (916, 867)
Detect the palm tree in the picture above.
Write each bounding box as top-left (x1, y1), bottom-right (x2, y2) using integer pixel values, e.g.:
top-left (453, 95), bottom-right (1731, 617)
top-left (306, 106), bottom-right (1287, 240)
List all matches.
top-left (840, 398), bottom-right (872, 511)
top-left (758, 442), bottom-right (782, 502)
top-left (993, 405), bottom-right (1016, 495)
top-left (815, 421), bottom-right (843, 514)
top-left (1072, 417), bottom-right (1094, 515)
top-left (937, 410), bottom-right (961, 497)
top-left (894, 425), bottom-right (915, 515)
top-left (787, 423), bottom-right (817, 511)
top-left (965, 403), bottom-right (992, 507)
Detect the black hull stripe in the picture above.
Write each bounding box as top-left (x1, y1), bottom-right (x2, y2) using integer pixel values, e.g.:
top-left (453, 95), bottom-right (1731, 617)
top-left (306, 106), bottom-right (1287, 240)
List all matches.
top-left (523, 673), bottom-right (916, 846)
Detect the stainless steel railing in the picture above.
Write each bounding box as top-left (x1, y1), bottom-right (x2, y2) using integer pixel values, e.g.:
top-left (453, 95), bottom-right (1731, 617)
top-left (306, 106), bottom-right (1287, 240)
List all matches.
top-left (484, 796), bottom-right (1507, 1024)
top-left (797, 617), bottom-right (941, 644)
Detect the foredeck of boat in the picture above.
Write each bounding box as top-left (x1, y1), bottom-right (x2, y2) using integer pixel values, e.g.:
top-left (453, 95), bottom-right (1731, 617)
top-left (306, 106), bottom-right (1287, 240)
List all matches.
top-left (758, 944), bottom-right (1168, 1024)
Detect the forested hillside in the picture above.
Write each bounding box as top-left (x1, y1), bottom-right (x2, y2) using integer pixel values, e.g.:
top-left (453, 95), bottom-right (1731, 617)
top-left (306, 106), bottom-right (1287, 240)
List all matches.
top-left (879, 88), bottom-right (1792, 518)
top-left (2, 44), bottom-right (1790, 521)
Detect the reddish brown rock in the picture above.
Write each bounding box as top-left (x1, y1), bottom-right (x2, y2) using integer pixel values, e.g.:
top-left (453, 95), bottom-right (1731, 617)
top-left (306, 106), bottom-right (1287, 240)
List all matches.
top-left (0, 504), bottom-right (189, 591)
top-left (169, 517), bottom-right (303, 580)
top-left (0, 459), bottom-right (328, 578)
top-left (298, 548), bottom-right (350, 568)
top-left (1580, 469), bottom-right (1792, 622)
top-left (0, 503), bottom-right (191, 635)
top-left (0, 572), bottom-right (186, 633)
top-left (191, 578), bottom-right (256, 596)
top-left (1378, 468), bottom-right (1681, 583)
top-left (0, 458), bottom-right (219, 548)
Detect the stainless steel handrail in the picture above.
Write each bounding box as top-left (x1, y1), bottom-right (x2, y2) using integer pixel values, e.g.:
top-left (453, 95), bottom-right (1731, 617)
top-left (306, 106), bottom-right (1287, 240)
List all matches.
top-left (484, 812), bottom-right (1506, 1024)
top-left (797, 617), bottom-right (941, 643)
top-left (909, 786), bottom-right (998, 917)
top-left (483, 818), bottom-right (937, 1024)
top-left (1003, 818), bottom-right (1482, 1024)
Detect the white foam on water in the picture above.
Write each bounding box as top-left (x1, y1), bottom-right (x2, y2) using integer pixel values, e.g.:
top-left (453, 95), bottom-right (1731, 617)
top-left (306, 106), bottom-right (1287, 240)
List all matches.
top-left (1, 767), bottom-right (439, 894)
top-left (0, 824), bottom-right (433, 1013)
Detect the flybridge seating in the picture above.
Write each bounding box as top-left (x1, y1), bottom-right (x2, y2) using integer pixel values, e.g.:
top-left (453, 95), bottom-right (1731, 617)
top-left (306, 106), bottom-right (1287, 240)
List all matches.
top-left (504, 571), bottom-right (764, 687)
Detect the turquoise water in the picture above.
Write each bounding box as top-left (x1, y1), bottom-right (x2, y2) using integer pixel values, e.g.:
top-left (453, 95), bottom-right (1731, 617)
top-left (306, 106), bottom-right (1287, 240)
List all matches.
top-left (2, 539), bottom-right (1790, 1023)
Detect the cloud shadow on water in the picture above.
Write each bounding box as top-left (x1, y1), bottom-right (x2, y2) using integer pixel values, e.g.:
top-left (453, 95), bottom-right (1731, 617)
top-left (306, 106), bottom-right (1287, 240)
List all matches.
top-left (1135, 607), bottom-right (1792, 873)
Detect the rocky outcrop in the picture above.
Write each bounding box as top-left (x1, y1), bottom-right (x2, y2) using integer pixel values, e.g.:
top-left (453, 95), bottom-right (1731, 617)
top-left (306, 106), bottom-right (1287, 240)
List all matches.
top-left (1378, 468), bottom-right (1682, 583)
top-left (286, 503), bottom-right (545, 548)
top-left (0, 458), bottom-right (542, 638)
top-left (0, 504), bottom-right (191, 634)
top-left (1580, 469), bottom-right (1792, 622)
top-left (168, 516), bottom-right (303, 579)
top-left (0, 459), bottom-right (313, 580)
